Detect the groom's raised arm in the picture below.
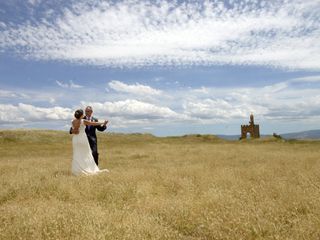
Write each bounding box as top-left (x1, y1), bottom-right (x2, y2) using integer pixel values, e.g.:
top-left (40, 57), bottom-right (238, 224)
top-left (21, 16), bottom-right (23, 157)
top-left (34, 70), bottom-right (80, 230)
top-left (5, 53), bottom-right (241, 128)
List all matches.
top-left (94, 118), bottom-right (107, 132)
top-left (96, 123), bottom-right (107, 132)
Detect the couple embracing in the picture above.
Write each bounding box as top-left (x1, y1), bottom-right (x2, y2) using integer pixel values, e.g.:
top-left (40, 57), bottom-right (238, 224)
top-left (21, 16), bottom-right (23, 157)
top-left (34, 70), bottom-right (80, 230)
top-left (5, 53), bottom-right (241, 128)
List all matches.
top-left (70, 106), bottom-right (109, 176)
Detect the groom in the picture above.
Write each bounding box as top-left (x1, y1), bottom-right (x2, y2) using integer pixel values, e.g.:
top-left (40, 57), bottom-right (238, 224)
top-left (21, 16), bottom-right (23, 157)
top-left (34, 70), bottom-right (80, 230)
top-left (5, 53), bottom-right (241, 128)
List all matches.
top-left (70, 106), bottom-right (107, 166)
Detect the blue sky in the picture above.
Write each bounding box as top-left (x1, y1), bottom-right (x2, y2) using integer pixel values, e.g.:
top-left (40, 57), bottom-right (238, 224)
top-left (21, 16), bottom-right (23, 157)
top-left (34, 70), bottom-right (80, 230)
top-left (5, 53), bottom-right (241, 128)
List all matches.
top-left (0, 0), bottom-right (320, 136)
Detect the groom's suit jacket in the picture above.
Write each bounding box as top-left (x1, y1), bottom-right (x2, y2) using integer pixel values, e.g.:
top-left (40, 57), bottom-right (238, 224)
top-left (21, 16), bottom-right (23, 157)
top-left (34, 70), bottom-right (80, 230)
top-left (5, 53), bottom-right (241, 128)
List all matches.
top-left (84, 116), bottom-right (106, 146)
top-left (84, 116), bottom-right (106, 166)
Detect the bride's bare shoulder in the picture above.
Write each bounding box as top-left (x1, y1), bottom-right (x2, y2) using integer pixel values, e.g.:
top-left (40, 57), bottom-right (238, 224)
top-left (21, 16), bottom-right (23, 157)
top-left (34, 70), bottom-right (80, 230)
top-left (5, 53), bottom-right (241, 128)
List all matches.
top-left (72, 118), bottom-right (81, 127)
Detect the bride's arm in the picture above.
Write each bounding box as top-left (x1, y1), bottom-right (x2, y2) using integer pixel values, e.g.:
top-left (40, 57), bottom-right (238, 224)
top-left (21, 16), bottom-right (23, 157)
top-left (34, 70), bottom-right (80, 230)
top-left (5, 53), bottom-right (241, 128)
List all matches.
top-left (71, 119), bottom-right (80, 134)
top-left (83, 119), bottom-right (107, 126)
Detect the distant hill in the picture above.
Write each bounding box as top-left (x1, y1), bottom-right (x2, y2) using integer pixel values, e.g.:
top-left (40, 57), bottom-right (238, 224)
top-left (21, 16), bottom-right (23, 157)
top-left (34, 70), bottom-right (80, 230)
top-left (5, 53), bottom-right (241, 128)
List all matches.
top-left (218, 130), bottom-right (320, 140)
top-left (280, 129), bottom-right (320, 140)
top-left (217, 134), bottom-right (240, 140)
top-left (217, 134), bottom-right (272, 140)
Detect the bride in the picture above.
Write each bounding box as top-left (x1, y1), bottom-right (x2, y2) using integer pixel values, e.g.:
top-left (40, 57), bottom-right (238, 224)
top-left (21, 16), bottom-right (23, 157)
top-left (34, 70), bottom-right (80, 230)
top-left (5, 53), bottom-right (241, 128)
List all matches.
top-left (71, 109), bottom-right (109, 176)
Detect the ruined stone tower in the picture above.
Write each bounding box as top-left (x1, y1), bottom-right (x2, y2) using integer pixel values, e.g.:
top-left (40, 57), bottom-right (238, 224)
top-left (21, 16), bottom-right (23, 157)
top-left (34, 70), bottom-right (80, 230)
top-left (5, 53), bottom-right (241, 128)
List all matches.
top-left (240, 114), bottom-right (260, 139)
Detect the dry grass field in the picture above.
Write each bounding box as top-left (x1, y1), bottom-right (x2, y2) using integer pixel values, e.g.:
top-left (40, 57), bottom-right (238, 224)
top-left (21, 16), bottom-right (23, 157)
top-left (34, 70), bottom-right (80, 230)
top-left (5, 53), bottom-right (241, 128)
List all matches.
top-left (1, 130), bottom-right (320, 239)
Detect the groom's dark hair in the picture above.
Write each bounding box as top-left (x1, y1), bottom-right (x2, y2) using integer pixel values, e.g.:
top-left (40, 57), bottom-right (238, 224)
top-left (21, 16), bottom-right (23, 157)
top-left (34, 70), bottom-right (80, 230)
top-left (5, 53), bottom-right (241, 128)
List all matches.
top-left (74, 109), bottom-right (84, 119)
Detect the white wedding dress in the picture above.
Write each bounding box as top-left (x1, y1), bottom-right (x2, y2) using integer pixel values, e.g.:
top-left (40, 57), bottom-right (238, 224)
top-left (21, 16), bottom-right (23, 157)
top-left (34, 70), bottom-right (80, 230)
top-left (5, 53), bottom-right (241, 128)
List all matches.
top-left (72, 119), bottom-right (109, 176)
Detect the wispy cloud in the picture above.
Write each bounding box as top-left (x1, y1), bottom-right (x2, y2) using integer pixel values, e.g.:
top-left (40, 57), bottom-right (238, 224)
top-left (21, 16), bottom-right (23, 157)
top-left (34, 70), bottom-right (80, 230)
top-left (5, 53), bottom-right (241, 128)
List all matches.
top-left (56, 80), bottom-right (83, 89)
top-left (108, 80), bottom-right (162, 96)
top-left (0, 22), bottom-right (6, 28)
top-left (28, 0), bottom-right (42, 6)
top-left (292, 75), bottom-right (320, 83)
top-left (0, 89), bottom-right (28, 98)
top-left (0, 0), bottom-right (319, 70)
top-left (0, 88), bottom-right (64, 106)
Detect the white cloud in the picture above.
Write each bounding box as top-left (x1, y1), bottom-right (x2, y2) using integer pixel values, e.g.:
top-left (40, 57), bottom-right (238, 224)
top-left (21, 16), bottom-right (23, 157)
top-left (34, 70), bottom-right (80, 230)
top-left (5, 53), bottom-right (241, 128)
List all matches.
top-left (0, 100), bottom-right (183, 128)
top-left (292, 75), bottom-right (320, 83)
top-left (49, 97), bottom-right (56, 104)
top-left (0, 90), bottom-right (18, 98)
top-left (183, 98), bottom-right (247, 120)
top-left (28, 0), bottom-right (42, 6)
top-left (0, 22), bottom-right (6, 28)
top-left (0, 89), bottom-right (30, 99)
top-left (82, 99), bottom-right (179, 120)
top-left (192, 87), bottom-right (210, 94)
top-left (181, 93), bottom-right (270, 123)
top-left (262, 82), bottom-right (289, 93)
top-left (153, 77), bottom-right (164, 82)
top-left (0, 103), bottom-right (72, 123)
top-left (178, 78), bottom-right (320, 123)
top-left (69, 81), bottom-right (83, 89)
top-left (108, 80), bottom-right (162, 96)
top-left (0, 104), bottom-right (26, 123)
top-left (0, 0), bottom-right (319, 70)
top-left (1, 77), bottom-right (320, 131)
top-left (56, 80), bottom-right (83, 89)
top-left (56, 81), bottom-right (68, 88)
top-left (0, 88), bottom-right (61, 106)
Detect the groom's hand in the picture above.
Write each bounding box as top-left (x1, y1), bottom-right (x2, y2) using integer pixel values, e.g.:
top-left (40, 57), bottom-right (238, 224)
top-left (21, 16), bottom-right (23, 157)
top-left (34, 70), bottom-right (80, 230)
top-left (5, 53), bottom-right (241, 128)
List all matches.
top-left (71, 128), bottom-right (79, 134)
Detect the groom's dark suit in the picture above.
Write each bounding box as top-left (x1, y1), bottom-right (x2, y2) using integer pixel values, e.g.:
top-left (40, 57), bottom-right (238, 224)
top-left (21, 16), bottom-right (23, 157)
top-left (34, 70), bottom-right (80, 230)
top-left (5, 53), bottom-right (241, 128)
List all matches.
top-left (84, 116), bottom-right (106, 166)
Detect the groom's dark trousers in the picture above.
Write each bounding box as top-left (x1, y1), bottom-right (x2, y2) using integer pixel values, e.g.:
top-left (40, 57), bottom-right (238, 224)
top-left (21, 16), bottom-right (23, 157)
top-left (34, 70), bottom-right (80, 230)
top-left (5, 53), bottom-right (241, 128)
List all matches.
top-left (70, 117), bottom-right (106, 166)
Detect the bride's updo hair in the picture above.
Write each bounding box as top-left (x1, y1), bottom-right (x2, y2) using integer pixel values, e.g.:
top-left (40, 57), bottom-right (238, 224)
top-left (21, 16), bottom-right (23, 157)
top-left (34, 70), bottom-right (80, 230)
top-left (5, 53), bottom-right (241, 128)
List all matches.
top-left (74, 109), bottom-right (84, 119)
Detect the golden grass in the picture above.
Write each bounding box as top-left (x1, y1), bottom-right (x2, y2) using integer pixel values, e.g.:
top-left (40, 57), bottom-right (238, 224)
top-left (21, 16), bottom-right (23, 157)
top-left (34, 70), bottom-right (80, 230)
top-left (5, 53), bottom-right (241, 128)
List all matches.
top-left (1, 130), bottom-right (320, 239)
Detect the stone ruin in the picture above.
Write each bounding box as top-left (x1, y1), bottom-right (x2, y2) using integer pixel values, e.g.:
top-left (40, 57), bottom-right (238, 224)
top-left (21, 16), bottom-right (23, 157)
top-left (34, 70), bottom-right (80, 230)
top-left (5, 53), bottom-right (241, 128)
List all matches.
top-left (240, 114), bottom-right (260, 139)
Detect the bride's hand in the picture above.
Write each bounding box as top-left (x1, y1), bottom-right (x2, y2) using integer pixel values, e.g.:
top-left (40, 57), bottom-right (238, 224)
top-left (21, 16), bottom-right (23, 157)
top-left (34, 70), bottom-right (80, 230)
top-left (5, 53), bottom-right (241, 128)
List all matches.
top-left (103, 120), bottom-right (108, 126)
